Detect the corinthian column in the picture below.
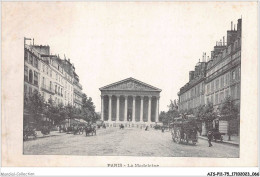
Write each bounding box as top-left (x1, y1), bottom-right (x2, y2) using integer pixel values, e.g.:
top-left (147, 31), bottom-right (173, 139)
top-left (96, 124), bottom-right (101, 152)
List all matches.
top-left (124, 95), bottom-right (128, 122)
top-left (155, 96), bottom-right (159, 123)
top-left (140, 96), bottom-right (144, 123)
top-left (116, 95), bottom-right (120, 122)
top-left (108, 95), bottom-right (112, 122)
top-left (132, 96), bottom-right (136, 123)
top-left (148, 96), bottom-right (152, 124)
top-left (101, 95), bottom-right (104, 121)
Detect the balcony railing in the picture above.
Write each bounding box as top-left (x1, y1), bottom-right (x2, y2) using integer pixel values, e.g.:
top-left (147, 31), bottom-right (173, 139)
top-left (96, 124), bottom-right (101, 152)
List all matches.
top-left (41, 84), bottom-right (55, 94)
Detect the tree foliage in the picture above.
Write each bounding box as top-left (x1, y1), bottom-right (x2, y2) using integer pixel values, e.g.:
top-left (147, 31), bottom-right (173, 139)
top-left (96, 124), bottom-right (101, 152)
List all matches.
top-left (24, 91), bottom-right (99, 127)
top-left (159, 100), bottom-right (180, 125)
top-left (81, 93), bottom-right (97, 123)
top-left (220, 96), bottom-right (239, 120)
top-left (26, 90), bottom-right (45, 123)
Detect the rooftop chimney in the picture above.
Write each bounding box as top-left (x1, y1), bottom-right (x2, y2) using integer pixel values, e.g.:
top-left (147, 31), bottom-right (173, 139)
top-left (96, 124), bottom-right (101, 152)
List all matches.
top-left (33, 38), bottom-right (34, 45)
top-left (231, 21), bottom-right (233, 30)
top-left (223, 36), bottom-right (225, 45)
top-left (234, 24), bottom-right (236, 31)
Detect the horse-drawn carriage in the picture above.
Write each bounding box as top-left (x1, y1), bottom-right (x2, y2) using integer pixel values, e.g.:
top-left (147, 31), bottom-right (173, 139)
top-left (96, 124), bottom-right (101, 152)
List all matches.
top-left (23, 122), bottom-right (37, 141)
top-left (85, 124), bottom-right (96, 136)
top-left (170, 117), bottom-right (198, 145)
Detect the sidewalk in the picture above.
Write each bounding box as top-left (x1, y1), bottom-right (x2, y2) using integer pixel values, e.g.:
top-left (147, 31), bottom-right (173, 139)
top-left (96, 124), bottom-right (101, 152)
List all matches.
top-left (199, 135), bottom-right (239, 147)
top-left (36, 131), bottom-right (66, 139)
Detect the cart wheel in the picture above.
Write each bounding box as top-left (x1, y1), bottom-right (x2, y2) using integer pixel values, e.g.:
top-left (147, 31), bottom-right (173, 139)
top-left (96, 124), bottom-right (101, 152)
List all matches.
top-left (175, 130), bottom-right (181, 144)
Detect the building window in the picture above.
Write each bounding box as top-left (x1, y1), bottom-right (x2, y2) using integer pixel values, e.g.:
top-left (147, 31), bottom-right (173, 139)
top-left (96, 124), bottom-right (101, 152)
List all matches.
top-left (24, 51), bottom-right (28, 62)
top-left (55, 85), bottom-right (57, 94)
top-left (216, 79), bottom-right (219, 90)
top-left (221, 76), bottom-right (224, 88)
top-left (29, 54), bottom-right (33, 65)
top-left (34, 71), bottom-right (38, 86)
top-left (47, 67), bottom-right (49, 75)
top-left (232, 71), bottom-right (236, 80)
top-left (43, 65), bottom-right (45, 72)
top-left (237, 84), bottom-right (240, 99)
top-left (50, 81), bottom-right (52, 91)
top-left (238, 67), bottom-right (241, 78)
top-left (29, 70), bottom-right (33, 83)
top-left (24, 84), bottom-right (27, 94)
top-left (24, 66), bottom-right (28, 82)
top-left (220, 92), bottom-right (224, 103)
top-left (50, 70), bottom-right (52, 77)
top-left (56, 74), bottom-right (58, 81)
top-left (34, 57), bottom-right (38, 68)
top-left (224, 74), bottom-right (226, 87)
top-left (215, 93), bottom-right (218, 104)
top-left (210, 82), bottom-right (214, 92)
top-left (29, 87), bottom-right (32, 95)
top-left (225, 89), bottom-right (229, 98)
top-left (42, 77), bottom-right (45, 87)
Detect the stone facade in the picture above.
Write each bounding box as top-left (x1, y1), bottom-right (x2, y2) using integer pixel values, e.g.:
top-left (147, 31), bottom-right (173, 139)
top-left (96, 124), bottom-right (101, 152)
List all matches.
top-left (205, 19), bottom-right (241, 110)
top-left (178, 18), bottom-right (241, 112)
top-left (100, 77), bottom-right (161, 127)
top-left (24, 41), bottom-right (83, 107)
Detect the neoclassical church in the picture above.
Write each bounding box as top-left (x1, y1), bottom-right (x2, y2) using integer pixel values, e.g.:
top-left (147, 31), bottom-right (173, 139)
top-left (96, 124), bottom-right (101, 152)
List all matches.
top-left (99, 77), bottom-right (161, 127)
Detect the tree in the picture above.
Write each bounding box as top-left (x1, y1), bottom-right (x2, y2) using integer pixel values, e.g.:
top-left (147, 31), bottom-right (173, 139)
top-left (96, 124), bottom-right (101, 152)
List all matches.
top-left (197, 102), bottom-right (216, 132)
top-left (27, 90), bottom-right (45, 124)
top-left (159, 111), bottom-right (168, 125)
top-left (194, 105), bottom-right (205, 121)
top-left (167, 99), bottom-right (178, 111)
top-left (160, 100), bottom-right (180, 126)
top-left (65, 104), bottom-right (75, 126)
top-left (45, 97), bottom-right (59, 125)
top-left (81, 94), bottom-right (96, 123)
top-left (220, 96), bottom-right (239, 141)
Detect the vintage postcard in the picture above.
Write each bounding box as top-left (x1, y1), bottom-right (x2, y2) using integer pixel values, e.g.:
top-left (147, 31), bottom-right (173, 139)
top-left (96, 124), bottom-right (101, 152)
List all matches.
top-left (1, 2), bottom-right (258, 167)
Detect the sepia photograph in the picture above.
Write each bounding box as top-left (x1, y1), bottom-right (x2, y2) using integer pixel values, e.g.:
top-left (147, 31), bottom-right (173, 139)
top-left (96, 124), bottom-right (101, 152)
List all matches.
top-left (22, 6), bottom-right (241, 158)
top-left (1, 1), bottom-right (258, 171)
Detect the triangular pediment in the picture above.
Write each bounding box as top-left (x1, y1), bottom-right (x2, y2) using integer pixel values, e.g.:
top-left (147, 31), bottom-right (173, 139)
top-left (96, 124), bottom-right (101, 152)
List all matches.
top-left (99, 77), bottom-right (161, 92)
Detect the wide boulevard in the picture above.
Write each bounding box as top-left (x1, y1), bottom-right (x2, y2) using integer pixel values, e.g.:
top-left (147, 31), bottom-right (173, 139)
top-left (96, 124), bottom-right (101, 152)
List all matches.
top-left (24, 128), bottom-right (239, 157)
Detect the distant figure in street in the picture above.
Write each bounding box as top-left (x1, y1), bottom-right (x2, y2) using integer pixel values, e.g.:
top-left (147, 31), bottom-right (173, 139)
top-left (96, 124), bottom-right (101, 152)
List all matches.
top-left (161, 126), bottom-right (165, 133)
top-left (119, 124), bottom-right (124, 129)
top-left (207, 129), bottom-right (214, 147)
top-left (145, 126), bottom-right (149, 131)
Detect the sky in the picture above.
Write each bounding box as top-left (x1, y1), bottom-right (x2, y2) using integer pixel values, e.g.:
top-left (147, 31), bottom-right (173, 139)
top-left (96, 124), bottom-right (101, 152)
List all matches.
top-left (3, 2), bottom-right (243, 112)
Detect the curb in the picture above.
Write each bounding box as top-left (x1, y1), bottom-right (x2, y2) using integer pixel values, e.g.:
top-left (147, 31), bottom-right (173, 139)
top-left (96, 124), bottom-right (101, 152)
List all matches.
top-left (198, 136), bottom-right (239, 147)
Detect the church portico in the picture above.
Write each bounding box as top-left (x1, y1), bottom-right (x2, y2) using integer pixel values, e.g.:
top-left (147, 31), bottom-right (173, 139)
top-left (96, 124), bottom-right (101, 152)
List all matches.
top-left (99, 77), bottom-right (161, 127)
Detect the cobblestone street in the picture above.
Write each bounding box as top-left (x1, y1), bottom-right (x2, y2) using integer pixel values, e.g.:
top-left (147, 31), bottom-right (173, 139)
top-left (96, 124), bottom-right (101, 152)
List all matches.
top-left (23, 128), bottom-right (239, 157)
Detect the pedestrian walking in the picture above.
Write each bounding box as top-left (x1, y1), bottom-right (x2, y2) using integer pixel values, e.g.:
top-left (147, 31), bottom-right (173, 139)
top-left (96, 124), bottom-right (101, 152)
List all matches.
top-left (207, 129), bottom-right (213, 147)
top-left (161, 126), bottom-right (165, 133)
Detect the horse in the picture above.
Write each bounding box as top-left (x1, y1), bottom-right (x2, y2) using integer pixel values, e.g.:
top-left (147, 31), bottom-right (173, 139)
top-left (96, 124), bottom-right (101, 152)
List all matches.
top-left (85, 125), bottom-right (96, 136)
